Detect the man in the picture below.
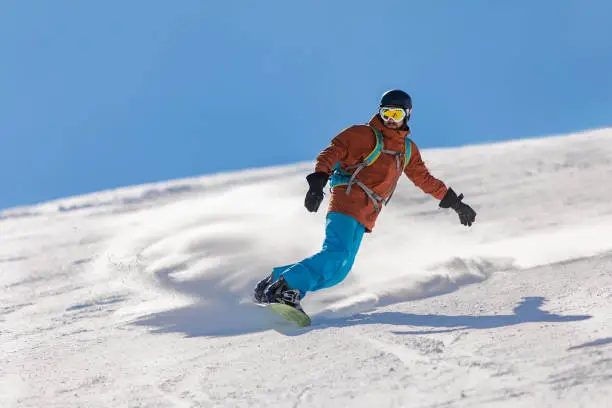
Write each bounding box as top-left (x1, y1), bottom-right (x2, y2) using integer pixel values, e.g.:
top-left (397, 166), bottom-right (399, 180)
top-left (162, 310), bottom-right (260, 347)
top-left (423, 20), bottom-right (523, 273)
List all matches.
top-left (254, 89), bottom-right (477, 312)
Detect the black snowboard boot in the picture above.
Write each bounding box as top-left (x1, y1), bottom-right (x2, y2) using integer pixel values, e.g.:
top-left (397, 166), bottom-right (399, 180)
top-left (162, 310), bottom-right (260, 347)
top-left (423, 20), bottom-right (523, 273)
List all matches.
top-left (253, 273), bottom-right (274, 303)
top-left (264, 276), bottom-right (303, 312)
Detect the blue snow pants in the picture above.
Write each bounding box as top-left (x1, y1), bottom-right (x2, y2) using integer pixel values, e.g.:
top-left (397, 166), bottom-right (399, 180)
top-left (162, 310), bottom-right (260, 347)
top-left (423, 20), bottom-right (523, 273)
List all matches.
top-left (272, 212), bottom-right (366, 297)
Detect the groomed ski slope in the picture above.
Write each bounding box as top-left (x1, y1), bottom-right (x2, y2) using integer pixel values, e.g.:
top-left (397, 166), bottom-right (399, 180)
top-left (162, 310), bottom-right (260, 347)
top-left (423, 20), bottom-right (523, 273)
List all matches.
top-left (1, 128), bottom-right (612, 407)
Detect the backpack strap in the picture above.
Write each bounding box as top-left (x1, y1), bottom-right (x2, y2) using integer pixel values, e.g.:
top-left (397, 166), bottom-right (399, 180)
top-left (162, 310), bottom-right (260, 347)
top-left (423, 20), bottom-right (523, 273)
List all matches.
top-left (382, 137), bottom-right (412, 205)
top-left (343, 125), bottom-right (384, 171)
top-left (380, 135), bottom-right (412, 171)
top-left (329, 126), bottom-right (413, 212)
top-left (333, 125), bottom-right (384, 194)
top-left (403, 137), bottom-right (413, 170)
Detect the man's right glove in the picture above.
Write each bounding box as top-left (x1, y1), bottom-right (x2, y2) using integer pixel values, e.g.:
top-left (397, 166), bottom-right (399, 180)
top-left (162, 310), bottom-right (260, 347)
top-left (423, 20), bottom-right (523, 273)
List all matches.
top-left (439, 188), bottom-right (477, 227)
top-left (304, 172), bottom-right (329, 212)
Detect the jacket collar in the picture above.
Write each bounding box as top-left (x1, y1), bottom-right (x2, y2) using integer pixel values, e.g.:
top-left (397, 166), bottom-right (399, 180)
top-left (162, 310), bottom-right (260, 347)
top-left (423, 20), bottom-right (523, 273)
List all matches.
top-left (368, 114), bottom-right (411, 141)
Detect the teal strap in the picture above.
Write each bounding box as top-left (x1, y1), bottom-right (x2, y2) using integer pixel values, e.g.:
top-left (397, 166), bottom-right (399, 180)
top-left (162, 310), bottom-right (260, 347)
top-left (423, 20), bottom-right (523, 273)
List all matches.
top-left (344, 125), bottom-right (383, 171)
top-left (329, 127), bottom-right (414, 211)
top-left (363, 126), bottom-right (384, 166)
top-left (404, 137), bottom-right (412, 170)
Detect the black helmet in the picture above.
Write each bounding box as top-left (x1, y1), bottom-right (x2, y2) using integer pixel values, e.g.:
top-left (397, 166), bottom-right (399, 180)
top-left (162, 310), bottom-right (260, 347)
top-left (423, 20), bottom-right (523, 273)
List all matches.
top-left (380, 89), bottom-right (412, 110)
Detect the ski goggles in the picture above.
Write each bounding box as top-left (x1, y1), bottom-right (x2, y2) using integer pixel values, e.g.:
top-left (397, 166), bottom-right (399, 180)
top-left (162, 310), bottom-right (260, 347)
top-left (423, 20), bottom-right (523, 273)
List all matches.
top-left (379, 106), bottom-right (410, 122)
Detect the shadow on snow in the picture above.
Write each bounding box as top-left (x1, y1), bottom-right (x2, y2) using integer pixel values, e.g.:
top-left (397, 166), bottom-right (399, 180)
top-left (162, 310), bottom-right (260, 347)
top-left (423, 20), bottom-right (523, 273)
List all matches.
top-left (568, 337), bottom-right (612, 351)
top-left (133, 291), bottom-right (591, 338)
top-left (310, 296), bottom-right (591, 336)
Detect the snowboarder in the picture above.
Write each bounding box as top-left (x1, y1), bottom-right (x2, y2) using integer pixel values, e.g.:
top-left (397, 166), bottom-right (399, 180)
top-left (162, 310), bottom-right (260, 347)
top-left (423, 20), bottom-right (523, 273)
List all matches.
top-left (254, 89), bottom-right (477, 313)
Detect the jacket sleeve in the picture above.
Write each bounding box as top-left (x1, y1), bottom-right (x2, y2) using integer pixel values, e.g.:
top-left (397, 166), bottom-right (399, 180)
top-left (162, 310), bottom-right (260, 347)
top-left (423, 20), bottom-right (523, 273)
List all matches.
top-left (404, 141), bottom-right (448, 200)
top-left (314, 128), bottom-right (353, 175)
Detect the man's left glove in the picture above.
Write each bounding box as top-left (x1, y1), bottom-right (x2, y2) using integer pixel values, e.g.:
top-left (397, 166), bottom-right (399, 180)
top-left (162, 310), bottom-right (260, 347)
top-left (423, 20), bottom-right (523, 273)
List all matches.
top-left (304, 172), bottom-right (329, 213)
top-left (439, 188), bottom-right (477, 227)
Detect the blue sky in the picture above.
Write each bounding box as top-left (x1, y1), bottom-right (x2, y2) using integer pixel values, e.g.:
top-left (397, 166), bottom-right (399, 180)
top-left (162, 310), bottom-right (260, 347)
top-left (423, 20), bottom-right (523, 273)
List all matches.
top-left (1, 1), bottom-right (611, 210)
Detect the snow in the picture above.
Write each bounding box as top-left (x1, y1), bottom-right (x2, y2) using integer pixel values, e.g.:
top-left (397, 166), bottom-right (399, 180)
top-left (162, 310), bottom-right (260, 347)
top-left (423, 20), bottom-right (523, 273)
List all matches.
top-left (1, 128), bottom-right (612, 407)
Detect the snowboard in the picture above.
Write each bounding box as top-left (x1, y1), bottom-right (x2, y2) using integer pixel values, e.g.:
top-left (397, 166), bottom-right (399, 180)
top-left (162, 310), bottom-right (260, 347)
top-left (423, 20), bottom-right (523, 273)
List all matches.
top-left (258, 302), bottom-right (311, 327)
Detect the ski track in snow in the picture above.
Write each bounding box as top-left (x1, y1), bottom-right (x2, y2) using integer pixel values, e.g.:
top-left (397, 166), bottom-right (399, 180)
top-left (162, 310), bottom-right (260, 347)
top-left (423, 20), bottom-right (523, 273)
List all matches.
top-left (1, 129), bottom-right (612, 407)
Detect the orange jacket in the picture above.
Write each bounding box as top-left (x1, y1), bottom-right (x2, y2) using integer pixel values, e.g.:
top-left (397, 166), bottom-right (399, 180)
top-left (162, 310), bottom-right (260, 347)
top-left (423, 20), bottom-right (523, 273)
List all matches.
top-left (315, 115), bottom-right (448, 232)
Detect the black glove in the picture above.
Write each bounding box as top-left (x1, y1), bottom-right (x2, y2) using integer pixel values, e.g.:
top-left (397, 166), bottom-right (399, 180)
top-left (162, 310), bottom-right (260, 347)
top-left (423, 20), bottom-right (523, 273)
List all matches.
top-left (304, 172), bottom-right (329, 212)
top-left (439, 188), bottom-right (477, 227)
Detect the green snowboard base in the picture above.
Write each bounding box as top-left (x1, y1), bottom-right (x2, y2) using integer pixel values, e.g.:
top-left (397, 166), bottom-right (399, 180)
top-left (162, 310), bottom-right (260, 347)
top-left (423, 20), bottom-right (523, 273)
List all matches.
top-left (262, 303), bottom-right (311, 327)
